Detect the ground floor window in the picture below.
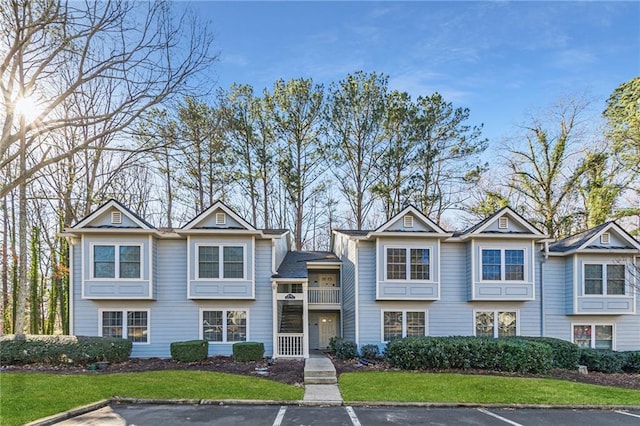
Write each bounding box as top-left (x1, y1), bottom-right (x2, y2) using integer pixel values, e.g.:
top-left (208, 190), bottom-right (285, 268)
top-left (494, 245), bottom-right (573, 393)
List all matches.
top-left (100, 310), bottom-right (148, 343)
top-left (382, 310), bottom-right (426, 342)
top-left (201, 309), bottom-right (248, 343)
top-left (475, 311), bottom-right (517, 338)
top-left (573, 324), bottom-right (613, 349)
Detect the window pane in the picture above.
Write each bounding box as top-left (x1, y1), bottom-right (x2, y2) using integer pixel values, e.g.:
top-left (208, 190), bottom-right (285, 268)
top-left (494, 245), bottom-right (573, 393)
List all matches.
top-left (584, 265), bottom-right (603, 294)
top-left (410, 249), bottom-right (430, 280)
top-left (223, 247), bottom-right (244, 278)
top-left (94, 245), bottom-right (115, 278)
top-left (198, 246), bottom-right (219, 278)
top-left (606, 265), bottom-right (625, 295)
top-left (102, 311), bottom-right (122, 338)
top-left (119, 245), bottom-right (141, 278)
top-left (383, 311), bottom-right (403, 341)
top-left (127, 311), bottom-right (148, 343)
top-left (573, 325), bottom-right (592, 348)
top-left (505, 250), bottom-right (524, 281)
top-left (406, 311), bottom-right (425, 337)
top-left (497, 312), bottom-right (516, 337)
top-left (482, 250), bottom-right (501, 280)
top-left (475, 312), bottom-right (494, 337)
top-left (203, 311), bottom-right (222, 342)
top-left (595, 325), bottom-right (613, 350)
top-left (226, 311), bottom-right (247, 342)
top-left (386, 248), bottom-right (406, 280)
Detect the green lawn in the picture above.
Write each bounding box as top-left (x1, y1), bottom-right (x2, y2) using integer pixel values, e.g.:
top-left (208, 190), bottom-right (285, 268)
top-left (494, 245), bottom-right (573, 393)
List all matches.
top-left (339, 372), bottom-right (640, 405)
top-left (0, 371), bottom-right (304, 426)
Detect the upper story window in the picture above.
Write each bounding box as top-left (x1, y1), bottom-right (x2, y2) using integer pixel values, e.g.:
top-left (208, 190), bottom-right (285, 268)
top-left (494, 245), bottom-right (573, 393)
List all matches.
top-left (386, 248), bottom-right (430, 281)
top-left (584, 264), bottom-right (625, 295)
top-left (481, 249), bottom-right (524, 281)
top-left (197, 245), bottom-right (244, 279)
top-left (93, 244), bottom-right (141, 279)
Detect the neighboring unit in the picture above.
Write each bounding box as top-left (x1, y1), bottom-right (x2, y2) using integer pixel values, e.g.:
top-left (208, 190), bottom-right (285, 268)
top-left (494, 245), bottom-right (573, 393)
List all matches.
top-left (65, 201), bottom-right (640, 358)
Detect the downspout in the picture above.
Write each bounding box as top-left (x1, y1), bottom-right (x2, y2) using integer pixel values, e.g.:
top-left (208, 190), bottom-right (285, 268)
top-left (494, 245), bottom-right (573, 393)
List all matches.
top-left (540, 241), bottom-right (549, 337)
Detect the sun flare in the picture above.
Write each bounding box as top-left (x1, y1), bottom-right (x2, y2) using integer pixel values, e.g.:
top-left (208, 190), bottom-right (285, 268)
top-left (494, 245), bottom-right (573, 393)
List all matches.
top-left (14, 95), bottom-right (43, 123)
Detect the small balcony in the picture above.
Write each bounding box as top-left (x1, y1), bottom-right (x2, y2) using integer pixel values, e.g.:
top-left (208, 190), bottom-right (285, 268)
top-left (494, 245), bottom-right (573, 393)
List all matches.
top-left (308, 288), bottom-right (340, 308)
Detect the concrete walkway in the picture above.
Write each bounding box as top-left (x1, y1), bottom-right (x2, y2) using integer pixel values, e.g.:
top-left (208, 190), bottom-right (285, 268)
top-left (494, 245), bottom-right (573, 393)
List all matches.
top-left (302, 352), bottom-right (343, 405)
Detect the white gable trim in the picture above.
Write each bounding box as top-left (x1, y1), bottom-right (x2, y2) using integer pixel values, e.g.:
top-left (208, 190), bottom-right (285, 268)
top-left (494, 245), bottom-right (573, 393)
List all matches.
top-left (375, 205), bottom-right (447, 234)
top-left (468, 207), bottom-right (543, 237)
top-left (579, 222), bottom-right (640, 252)
top-left (182, 201), bottom-right (256, 231)
top-left (73, 200), bottom-right (152, 230)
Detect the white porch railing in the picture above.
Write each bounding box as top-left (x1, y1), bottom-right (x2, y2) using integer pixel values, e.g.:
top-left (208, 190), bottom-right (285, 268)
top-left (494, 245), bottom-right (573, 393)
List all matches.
top-left (276, 333), bottom-right (304, 357)
top-left (308, 288), bottom-right (340, 305)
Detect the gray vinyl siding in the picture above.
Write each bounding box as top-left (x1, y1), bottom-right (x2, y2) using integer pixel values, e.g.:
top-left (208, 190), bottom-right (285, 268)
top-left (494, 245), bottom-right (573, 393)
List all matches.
top-left (273, 236), bottom-right (289, 272)
top-left (565, 256), bottom-right (575, 314)
top-left (356, 241), bottom-right (377, 347)
top-left (334, 234), bottom-right (356, 342)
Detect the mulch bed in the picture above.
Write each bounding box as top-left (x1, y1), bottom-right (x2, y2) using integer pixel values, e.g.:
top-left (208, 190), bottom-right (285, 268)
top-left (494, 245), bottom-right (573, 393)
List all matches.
top-left (3, 356), bottom-right (640, 390)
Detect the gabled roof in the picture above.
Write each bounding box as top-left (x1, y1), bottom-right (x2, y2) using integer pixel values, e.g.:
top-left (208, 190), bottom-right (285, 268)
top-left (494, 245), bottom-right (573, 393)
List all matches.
top-left (71, 199), bottom-right (155, 230)
top-left (374, 205), bottom-right (448, 234)
top-left (549, 221), bottom-right (640, 254)
top-left (181, 200), bottom-right (256, 232)
top-left (273, 251), bottom-right (341, 279)
top-left (460, 206), bottom-right (545, 239)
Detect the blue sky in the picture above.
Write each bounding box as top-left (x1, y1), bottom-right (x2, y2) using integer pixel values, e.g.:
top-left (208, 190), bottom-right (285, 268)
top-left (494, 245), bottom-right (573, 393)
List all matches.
top-left (186, 1), bottom-right (639, 148)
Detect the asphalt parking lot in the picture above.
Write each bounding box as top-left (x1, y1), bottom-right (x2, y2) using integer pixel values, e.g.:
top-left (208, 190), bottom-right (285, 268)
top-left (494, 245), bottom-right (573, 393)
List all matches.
top-left (74, 403), bottom-right (640, 426)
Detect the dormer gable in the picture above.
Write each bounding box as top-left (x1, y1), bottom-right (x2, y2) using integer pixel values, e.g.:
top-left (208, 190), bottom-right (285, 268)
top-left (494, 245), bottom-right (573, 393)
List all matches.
top-left (549, 221), bottom-right (640, 255)
top-left (461, 207), bottom-right (545, 239)
top-left (181, 200), bottom-right (257, 232)
top-left (71, 199), bottom-right (154, 230)
top-left (374, 205), bottom-right (449, 236)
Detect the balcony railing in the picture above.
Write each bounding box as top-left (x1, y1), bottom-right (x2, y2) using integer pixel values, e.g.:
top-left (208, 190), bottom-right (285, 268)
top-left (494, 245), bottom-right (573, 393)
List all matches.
top-left (276, 333), bottom-right (304, 357)
top-left (308, 288), bottom-right (340, 305)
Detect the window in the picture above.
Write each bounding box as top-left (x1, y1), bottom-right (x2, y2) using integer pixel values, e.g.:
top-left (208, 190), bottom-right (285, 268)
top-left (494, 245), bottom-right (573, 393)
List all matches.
top-left (573, 324), bottom-right (613, 349)
top-left (383, 310), bottom-right (426, 342)
top-left (93, 244), bottom-right (141, 279)
top-left (584, 264), bottom-right (625, 295)
top-left (386, 247), bottom-right (430, 281)
top-left (197, 245), bottom-right (244, 279)
top-left (481, 249), bottom-right (524, 281)
top-left (475, 311), bottom-right (517, 338)
top-left (201, 310), bottom-right (247, 342)
top-left (100, 310), bottom-right (148, 343)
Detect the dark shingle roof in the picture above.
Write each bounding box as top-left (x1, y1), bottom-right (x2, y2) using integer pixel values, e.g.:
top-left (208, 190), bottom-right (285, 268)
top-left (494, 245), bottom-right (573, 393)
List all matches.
top-left (549, 222), bottom-right (615, 253)
top-left (274, 251), bottom-right (341, 279)
top-left (333, 229), bottom-right (371, 237)
top-left (261, 229), bottom-right (289, 235)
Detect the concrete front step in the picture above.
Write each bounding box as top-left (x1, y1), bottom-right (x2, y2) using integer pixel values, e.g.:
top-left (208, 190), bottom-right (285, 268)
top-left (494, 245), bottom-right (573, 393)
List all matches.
top-left (304, 376), bottom-right (337, 384)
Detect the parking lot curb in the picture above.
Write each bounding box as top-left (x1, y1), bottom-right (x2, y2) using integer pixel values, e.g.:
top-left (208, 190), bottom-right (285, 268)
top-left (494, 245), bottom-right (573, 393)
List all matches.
top-left (24, 399), bottom-right (111, 426)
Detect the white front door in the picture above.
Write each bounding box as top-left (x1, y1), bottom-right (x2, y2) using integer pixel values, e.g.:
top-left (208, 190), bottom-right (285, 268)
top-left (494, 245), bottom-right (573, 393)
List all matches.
top-left (318, 313), bottom-right (337, 349)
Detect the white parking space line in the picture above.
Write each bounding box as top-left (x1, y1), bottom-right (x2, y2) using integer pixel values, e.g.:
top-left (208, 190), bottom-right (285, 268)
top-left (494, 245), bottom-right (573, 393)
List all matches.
top-left (272, 406), bottom-right (287, 426)
top-left (477, 408), bottom-right (524, 426)
top-left (616, 410), bottom-right (640, 419)
top-left (345, 406), bottom-right (362, 426)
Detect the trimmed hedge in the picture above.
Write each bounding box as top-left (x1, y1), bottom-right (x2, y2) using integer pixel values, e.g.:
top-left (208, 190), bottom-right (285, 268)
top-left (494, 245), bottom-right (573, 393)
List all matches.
top-left (170, 340), bottom-right (208, 362)
top-left (232, 341), bottom-right (264, 362)
top-left (579, 348), bottom-right (627, 373)
top-left (0, 334), bottom-right (132, 365)
top-left (384, 336), bottom-right (553, 374)
top-left (329, 337), bottom-right (358, 360)
top-left (622, 351), bottom-right (640, 373)
top-left (514, 337), bottom-right (580, 369)
top-left (361, 344), bottom-right (380, 360)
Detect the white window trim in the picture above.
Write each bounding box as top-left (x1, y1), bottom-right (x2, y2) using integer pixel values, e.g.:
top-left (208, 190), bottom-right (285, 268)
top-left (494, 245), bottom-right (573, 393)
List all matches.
top-left (479, 246), bottom-right (527, 282)
top-left (195, 243), bottom-right (247, 281)
top-left (582, 263), bottom-right (626, 297)
top-left (473, 309), bottom-right (520, 338)
top-left (381, 309), bottom-right (428, 343)
top-left (571, 322), bottom-right (615, 350)
top-left (199, 308), bottom-right (250, 344)
top-left (98, 308), bottom-right (150, 345)
top-left (384, 246), bottom-right (433, 283)
top-left (90, 243), bottom-right (144, 281)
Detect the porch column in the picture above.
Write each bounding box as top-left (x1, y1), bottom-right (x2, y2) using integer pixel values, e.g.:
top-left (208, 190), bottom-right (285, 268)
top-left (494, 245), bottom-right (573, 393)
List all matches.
top-left (271, 281), bottom-right (277, 358)
top-left (302, 280), bottom-right (309, 358)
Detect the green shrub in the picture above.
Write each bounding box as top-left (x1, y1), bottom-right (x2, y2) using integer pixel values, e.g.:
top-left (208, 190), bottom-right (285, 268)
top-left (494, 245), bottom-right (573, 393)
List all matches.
top-left (579, 348), bottom-right (626, 373)
top-left (361, 344), bottom-right (380, 359)
top-left (329, 337), bottom-right (358, 360)
top-left (384, 336), bottom-right (552, 374)
top-left (232, 342), bottom-right (264, 362)
top-left (170, 340), bottom-right (208, 362)
top-left (0, 334), bottom-right (132, 365)
top-left (622, 351), bottom-right (640, 373)
top-left (515, 337), bottom-right (580, 369)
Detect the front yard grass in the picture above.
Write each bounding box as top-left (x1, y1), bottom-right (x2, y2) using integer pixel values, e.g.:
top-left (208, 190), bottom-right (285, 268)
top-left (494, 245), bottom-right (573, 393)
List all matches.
top-left (339, 372), bottom-right (640, 405)
top-left (0, 371), bottom-right (304, 426)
